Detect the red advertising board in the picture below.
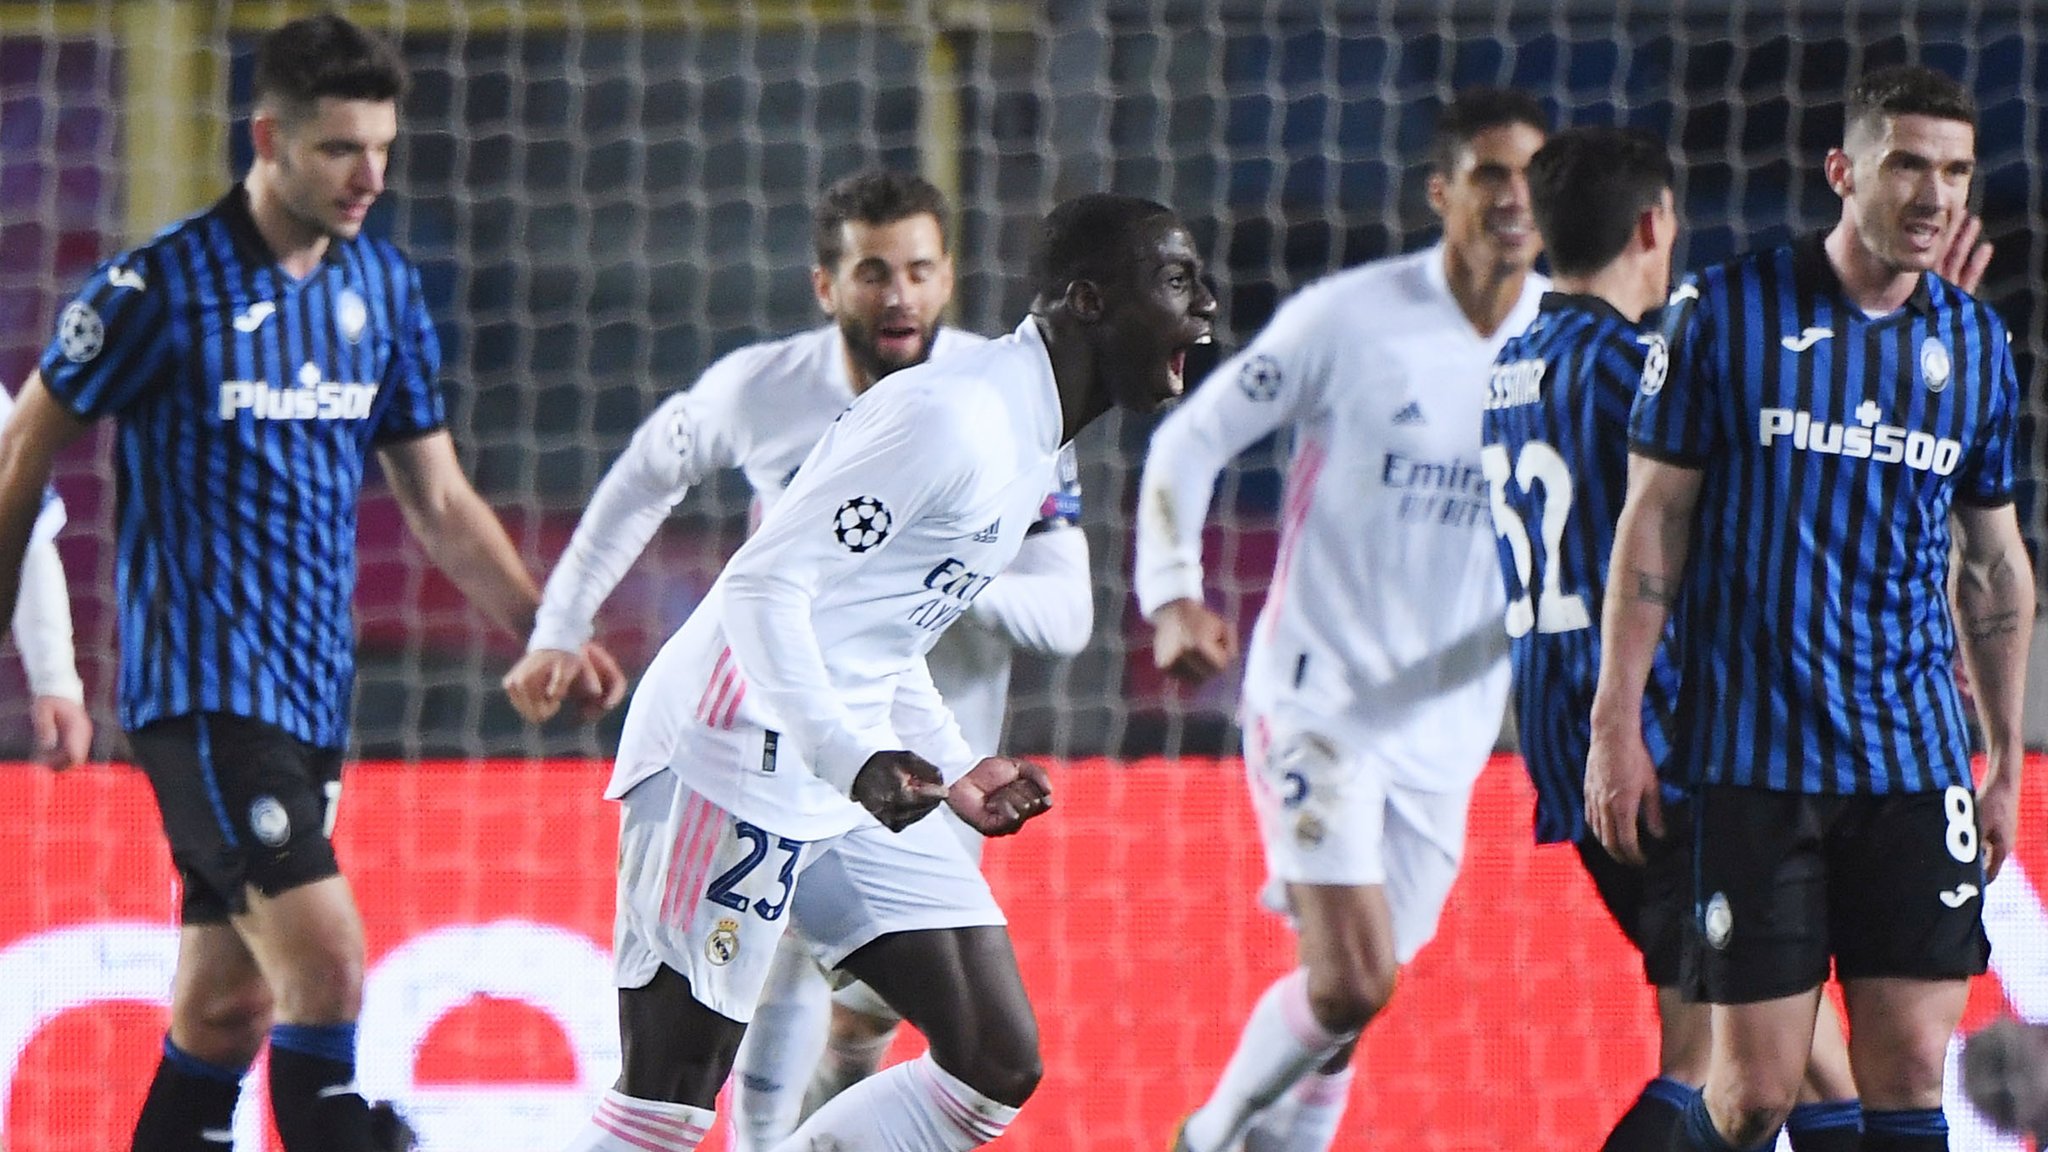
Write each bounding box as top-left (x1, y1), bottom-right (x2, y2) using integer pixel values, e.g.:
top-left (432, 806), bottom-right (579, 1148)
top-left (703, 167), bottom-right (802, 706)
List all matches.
top-left (1, 756), bottom-right (2040, 1150)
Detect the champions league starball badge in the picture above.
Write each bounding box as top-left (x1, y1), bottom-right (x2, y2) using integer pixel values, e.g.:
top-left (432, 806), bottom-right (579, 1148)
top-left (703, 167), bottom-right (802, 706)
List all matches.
top-left (833, 496), bottom-right (892, 552)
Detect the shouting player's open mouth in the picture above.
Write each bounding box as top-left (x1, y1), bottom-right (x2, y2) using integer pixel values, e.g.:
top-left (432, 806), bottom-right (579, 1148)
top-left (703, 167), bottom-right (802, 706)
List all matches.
top-left (1166, 331), bottom-right (1215, 397)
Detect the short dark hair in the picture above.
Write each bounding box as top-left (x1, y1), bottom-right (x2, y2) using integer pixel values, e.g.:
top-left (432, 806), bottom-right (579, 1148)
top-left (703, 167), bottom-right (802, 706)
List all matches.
top-left (812, 171), bottom-right (951, 269)
top-left (1429, 87), bottom-right (1550, 175)
top-left (1030, 193), bottom-right (1178, 303)
top-left (1527, 127), bottom-right (1674, 277)
top-left (1846, 65), bottom-right (1977, 140)
top-left (253, 13), bottom-right (406, 121)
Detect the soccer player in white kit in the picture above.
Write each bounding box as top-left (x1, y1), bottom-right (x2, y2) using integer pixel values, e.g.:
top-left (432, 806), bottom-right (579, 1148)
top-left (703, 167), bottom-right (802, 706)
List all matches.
top-left (550, 193), bottom-right (1214, 1152)
top-left (0, 385), bottom-right (92, 768)
top-left (502, 171), bottom-right (1093, 1150)
top-left (1137, 90), bottom-right (1549, 1152)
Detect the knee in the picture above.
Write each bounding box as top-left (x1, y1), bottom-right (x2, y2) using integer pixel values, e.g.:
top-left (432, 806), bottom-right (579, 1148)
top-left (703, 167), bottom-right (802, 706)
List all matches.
top-left (932, 1016), bottom-right (1041, 1108)
top-left (173, 977), bottom-right (273, 1065)
top-left (943, 1046), bottom-right (1042, 1109)
top-left (271, 942), bottom-right (365, 1024)
top-left (1710, 1079), bottom-right (1800, 1148)
top-left (1851, 1040), bottom-right (1950, 1108)
top-left (1307, 958), bottom-right (1398, 1035)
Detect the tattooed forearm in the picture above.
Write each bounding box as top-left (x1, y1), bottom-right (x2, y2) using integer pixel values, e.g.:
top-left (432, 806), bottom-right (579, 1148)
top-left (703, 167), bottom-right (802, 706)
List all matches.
top-left (1965, 610), bottom-right (2021, 643)
top-left (1630, 569), bottom-right (1679, 605)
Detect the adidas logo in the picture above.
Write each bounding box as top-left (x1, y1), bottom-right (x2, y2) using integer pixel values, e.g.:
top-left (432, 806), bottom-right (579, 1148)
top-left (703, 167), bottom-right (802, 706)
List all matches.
top-left (972, 519), bottom-right (1001, 543)
top-left (1392, 401), bottom-right (1425, 426)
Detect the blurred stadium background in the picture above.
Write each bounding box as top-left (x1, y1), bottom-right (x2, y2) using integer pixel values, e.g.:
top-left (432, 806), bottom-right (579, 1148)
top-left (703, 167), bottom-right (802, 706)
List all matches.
top-left (0, 2), bottom-right (2045, 1150)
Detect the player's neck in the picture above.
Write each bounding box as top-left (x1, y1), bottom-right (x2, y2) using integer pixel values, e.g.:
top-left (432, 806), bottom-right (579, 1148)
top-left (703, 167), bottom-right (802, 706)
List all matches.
top-left (242, 172), bottom-right (333, 280)
top-left (1031, 312), bottom-right (1097, 445)
top-left (1553, 261), bottom-right (1658, 324)
top-left (1441, 245), bottom-right (1528, 337)
top-left (1824, 220), bottom-right (1920, 315)
top-left (840, 343), bottom-right (878, 397)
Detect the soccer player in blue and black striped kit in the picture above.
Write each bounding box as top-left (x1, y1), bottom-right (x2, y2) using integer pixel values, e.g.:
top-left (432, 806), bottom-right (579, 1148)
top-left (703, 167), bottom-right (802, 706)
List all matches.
top-left (0, 15), bottom-right (623, 1152)
top-left (1589, 66), bottom-right (2031, 1152)
top-left (1486, 126), bottom-right (1860, 1152)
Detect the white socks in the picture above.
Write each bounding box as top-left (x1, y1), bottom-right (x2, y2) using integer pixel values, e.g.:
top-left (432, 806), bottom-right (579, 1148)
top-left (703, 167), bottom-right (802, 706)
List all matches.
top-left (729, 934), bottom-right (833, 1152)
top-left (1242, 1065), bottom-right (1354, 1152)
top-left (1182, 970), bottom-right (1354, 1152)
top-left (565, 1089), bottom-right (715, 1151)
top-left (771, 1052), bottom-right (1018, 1152)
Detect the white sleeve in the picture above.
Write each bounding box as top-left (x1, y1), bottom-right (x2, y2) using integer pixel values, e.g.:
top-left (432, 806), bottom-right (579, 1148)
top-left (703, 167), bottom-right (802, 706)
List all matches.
top-left (889, 656), bottom-right (977, 781)
top-left (527, 377), bottom-right (746, 652)
top-left (13, 537), bottom-right (83, 703)
top-left (721, 390), bottom-right (977, 792)
top-left (963, 524), bottom-right (1093, 656)
top-left (1133, 291), bottom-right (1328, 618)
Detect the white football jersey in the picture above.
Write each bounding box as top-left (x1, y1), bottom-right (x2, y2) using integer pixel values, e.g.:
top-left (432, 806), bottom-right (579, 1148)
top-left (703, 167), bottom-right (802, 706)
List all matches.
top-left (1135, 245), bottom-right (1546, 792)
top-left (528, 324), bottom-right (984, 654)
top-left (611, 318), bottom-right (1070, 839)
top-left (530, 321), bottom-right (1089, 767)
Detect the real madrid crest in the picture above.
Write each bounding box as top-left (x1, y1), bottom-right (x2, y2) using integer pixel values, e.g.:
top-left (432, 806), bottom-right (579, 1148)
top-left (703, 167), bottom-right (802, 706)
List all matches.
top-left (337, 288), bottom-right (368, 344)
top-left (706, 917), bottom-right (741, 966)
top-left (1919, 337), bottom-right (1951, 393)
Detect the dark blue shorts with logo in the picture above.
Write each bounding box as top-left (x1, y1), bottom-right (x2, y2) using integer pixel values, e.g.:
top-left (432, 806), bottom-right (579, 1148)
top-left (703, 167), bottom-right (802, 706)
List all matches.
top-left (128, 712), bottom-right (345, 924)
top-left (1675, 784), bottom-right (1991, 1004)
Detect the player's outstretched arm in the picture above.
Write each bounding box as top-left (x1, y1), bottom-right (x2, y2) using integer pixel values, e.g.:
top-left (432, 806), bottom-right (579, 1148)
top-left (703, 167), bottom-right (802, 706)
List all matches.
top-left (519, 391), bottom-right (725, 689)
top-left (1952, 501), bottom-right (2034, 882)
top-left (0, 377), bottom-right (87, 639)
top-left (1135, 318), bottom-right (1318, 678)
top-left (1587, 453), bottom-right (1702, 865)
top-left (380, 431), bottom-right (628, 718)
top-left (15, 537), bottom-right (90, 768)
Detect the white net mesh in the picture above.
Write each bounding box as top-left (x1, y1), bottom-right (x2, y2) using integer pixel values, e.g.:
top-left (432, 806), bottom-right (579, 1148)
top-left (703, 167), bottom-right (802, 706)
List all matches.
top-left (0, 3), bottom-right (2044, 1151)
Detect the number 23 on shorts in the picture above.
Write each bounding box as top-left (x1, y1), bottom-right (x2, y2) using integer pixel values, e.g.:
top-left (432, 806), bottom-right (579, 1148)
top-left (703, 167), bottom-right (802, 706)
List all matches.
top-left (704, 820), bottom-right (807, 921)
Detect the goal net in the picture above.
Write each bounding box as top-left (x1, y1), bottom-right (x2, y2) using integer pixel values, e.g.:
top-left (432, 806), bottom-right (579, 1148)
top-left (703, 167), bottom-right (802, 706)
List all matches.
top-left (0, 2), bottom-right (2041, 1150)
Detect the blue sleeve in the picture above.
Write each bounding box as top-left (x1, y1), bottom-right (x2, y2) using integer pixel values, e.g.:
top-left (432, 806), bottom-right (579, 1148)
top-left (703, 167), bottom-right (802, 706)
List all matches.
top-left (372, 262), bottom-right (447, 444)
top-left (37, 252), bottom-right (173, 419)
top-left (1957, 324), bottom-right (2018, 508)
top-left (1628, 276), bottom-right (1717, 467)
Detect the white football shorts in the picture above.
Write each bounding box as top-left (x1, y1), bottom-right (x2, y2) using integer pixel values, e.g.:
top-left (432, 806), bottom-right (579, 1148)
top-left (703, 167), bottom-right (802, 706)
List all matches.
top-left (1243, 707), bottom-right (1474, 964)
top-left (789, 802), bottom-right (1005, 970)
top-left (613, 768), bottom-right (1005, 1021)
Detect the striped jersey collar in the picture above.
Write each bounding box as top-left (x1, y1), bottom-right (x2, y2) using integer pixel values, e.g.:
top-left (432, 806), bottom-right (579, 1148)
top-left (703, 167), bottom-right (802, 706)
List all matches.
top-left (1537, 291), bottom-right (1631, 326)
top-left (216, 182), bottom-right (351, 272)
top-left (1791, 228), bottom-right (1934, 317)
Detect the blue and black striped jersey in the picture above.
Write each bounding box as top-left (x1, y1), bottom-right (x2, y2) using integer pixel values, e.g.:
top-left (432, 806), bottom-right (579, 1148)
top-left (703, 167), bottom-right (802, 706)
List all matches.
top-left (38, 185), bottom-right (446, 748)
top-left (1629, 232), bottom-right (2017, 795)
top-left (1484, 293), bottom-right (1681, 843)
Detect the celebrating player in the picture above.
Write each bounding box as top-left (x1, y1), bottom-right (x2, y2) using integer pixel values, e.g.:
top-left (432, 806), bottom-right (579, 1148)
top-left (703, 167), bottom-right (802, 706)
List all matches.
top-left (502, 170), bottom-right (1092, 1151)
top-left (1484, 125), bottom-right (1862, 1152)
top-left (558, 193), bottom-right (1211, 1152)
top-left (0, 15), bottom-right (620, 1151)
top-left (1137, 89), bottom-right (1548, 1152)
top-left (1591, 65), bottom-right (2029, 1152)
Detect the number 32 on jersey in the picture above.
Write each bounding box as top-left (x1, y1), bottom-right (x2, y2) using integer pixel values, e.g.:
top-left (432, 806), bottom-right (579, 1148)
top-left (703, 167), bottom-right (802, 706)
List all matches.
top-left (1482, 440), bottom-right (1589, 638)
